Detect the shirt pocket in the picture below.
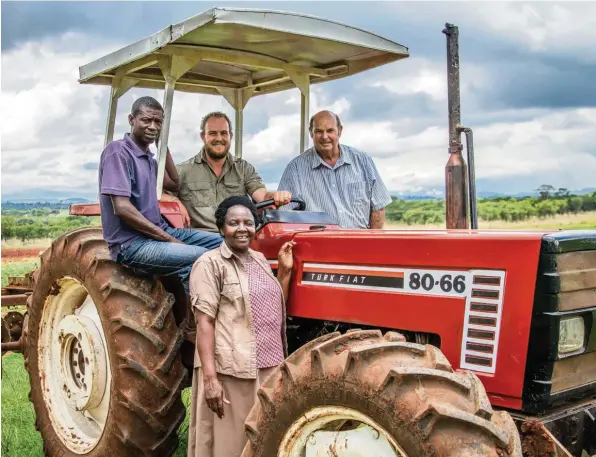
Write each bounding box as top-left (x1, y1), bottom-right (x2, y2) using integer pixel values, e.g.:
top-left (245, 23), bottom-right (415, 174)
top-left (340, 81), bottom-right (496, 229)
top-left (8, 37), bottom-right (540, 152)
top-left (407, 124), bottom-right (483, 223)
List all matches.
top-left (347, 181), bottom-right (368, 207)
top-left (221, 276), bottom-right (242, 304)
top-left (222, 174), bottom-right (246, 198)
top-left (185, 181), bottom-right (214, 208)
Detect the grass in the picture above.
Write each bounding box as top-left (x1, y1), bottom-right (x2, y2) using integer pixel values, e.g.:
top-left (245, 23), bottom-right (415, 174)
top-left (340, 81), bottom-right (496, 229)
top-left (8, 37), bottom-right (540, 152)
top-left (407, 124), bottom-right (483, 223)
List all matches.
top-left (1, 354), bottom-right (43, 456)
top-left (2, 261), bottom-right (39, 288)
top-left (385, 210), bottom-right (596, 231)
top-left (1, 238), bottom-right (53, 250)
top-left (1, 353), bottom-right (193, 456)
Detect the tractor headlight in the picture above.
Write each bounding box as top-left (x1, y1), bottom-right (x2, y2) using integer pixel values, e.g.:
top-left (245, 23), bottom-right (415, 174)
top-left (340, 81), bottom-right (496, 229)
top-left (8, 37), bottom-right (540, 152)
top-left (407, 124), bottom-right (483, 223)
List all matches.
top-left (558, 316), bottom-right (585, 357)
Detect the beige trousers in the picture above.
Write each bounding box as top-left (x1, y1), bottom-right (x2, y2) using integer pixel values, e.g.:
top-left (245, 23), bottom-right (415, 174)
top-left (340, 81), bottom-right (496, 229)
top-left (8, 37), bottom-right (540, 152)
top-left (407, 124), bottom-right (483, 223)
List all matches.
top-left (187, 366), bottom-right (277, 457)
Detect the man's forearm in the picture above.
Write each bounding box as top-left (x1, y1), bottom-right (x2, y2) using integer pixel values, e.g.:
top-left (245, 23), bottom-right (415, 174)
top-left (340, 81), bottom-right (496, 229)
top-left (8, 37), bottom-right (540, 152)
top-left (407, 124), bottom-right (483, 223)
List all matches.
top-left (163, 149), bottom-right (180, 192)
top-left (370, 208), bottom-right (385, 229)
top-left (112, 197), bottom-right (177, 242)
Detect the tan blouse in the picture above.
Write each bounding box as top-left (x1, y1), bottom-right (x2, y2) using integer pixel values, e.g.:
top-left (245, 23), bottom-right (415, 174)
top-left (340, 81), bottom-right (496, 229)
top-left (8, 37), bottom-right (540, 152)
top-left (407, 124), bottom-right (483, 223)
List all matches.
top-left (189, 242), bottom-right (288, 379)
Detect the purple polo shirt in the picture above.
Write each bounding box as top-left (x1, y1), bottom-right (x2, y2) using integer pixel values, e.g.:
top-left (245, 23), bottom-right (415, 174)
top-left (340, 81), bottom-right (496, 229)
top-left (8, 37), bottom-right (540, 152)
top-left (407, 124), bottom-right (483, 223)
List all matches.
top-left (98, 133), bottom-right (169, 260)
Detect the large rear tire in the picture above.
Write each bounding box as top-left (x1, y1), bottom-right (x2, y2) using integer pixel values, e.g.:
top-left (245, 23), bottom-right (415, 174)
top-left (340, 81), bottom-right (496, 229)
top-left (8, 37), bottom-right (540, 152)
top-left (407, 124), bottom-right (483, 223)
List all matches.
top-left (242, 329), bottom-right (522, 457)
top-left (24, 228), bottom-right (187, 457)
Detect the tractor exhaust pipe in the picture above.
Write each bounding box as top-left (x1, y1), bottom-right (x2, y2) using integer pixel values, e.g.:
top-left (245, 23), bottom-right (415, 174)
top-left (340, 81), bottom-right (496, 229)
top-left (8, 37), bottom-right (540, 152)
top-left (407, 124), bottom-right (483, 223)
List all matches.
top-left (443, 23), bottom-right (478, 230)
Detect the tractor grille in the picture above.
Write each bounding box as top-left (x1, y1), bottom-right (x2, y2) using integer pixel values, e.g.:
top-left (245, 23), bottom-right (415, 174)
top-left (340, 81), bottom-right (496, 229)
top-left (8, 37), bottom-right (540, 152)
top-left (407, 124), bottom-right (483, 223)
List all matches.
top-left (460, 271), bottom-right (506, 374)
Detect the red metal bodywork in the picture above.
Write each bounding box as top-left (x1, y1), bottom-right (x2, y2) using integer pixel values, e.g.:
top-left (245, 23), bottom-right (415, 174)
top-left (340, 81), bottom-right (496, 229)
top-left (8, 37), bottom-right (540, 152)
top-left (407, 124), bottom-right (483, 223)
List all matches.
top-left (253, 222), bottom-right (552, 411)
top-left (72, 201), bottom-right (549, 411)
top-left (70, 202), bottom-right (187, 228)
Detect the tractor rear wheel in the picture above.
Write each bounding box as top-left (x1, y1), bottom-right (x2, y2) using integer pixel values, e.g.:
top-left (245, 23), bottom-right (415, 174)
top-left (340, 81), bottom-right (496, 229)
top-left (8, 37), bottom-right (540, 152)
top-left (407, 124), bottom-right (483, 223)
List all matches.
top-left (24, 227), bottom-right (187, 457)
top-left (241, 329), bottom-right (522, 457)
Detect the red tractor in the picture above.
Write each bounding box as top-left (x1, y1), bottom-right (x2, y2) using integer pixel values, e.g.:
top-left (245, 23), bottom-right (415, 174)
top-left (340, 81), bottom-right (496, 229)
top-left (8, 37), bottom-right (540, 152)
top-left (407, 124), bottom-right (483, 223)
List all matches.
top-left (2, 7), bottom-right (594, 457)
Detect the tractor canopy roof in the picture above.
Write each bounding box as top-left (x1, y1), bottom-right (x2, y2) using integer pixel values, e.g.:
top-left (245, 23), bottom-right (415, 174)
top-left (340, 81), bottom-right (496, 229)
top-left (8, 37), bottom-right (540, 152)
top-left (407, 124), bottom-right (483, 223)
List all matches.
top-left (78, 7), bottom-right (409, 97)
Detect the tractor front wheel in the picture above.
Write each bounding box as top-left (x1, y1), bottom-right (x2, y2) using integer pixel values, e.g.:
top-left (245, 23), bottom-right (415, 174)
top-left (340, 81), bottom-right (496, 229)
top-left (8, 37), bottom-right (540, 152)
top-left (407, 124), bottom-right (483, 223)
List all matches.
top-left (241, 329), bottom-right (522, 457)
top-left (24, 227), bottom-right (187, 457)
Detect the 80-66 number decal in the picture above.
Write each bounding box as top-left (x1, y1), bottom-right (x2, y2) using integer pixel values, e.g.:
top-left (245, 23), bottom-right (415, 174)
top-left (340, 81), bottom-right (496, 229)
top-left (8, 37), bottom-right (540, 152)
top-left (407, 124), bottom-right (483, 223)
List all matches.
top-left (409, 272), bottom-right (466, 293)
top-left (404, 269), bottom-right (470, 298)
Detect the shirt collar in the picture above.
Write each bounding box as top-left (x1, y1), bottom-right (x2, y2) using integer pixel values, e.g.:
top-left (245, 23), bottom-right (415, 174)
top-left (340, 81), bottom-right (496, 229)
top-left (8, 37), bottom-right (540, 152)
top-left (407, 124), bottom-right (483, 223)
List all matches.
top-left (310, 144), bottom-right (351, 169)
top-left (220, 241), bottom-right (255, 260)
top-left (124, 133), bottom-right (152, 158)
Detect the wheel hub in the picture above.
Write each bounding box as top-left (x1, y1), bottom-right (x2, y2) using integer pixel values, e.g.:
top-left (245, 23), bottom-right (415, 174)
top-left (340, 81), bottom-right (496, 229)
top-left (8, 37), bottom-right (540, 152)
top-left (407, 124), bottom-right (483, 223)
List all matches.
top-left (55, 315), bottom-right (107, 412)
top-left (39, 277), bottom-right (112, 453)
top-left (279, 406), bottom-right (407, 457)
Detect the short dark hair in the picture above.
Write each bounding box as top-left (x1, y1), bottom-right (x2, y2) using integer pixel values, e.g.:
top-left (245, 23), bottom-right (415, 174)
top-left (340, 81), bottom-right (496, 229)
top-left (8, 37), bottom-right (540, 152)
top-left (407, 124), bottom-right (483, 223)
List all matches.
top-left (215, 196), bottom-right (260, 231)
top-left (131, 96), bottom-right (163, 116)
top-left (200, 111), bottom-right (233, 134)
top-left (309, 110), bottom-right (342, 132)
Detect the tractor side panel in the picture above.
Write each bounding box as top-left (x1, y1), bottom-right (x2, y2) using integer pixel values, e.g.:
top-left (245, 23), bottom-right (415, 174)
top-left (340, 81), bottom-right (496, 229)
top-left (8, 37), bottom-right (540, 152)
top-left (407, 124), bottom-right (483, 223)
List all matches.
top-left (253, 225), bottom-right (545, 409)
top-left (69, 201), bottom-right (187, 228)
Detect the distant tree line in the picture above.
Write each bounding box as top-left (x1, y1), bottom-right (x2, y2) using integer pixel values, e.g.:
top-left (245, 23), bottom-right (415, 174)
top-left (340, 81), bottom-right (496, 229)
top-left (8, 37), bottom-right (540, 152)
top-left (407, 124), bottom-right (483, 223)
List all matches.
top-left (1, 214), bottom-right (100, 242)
top-left (1, 201), bottom-right (73, 211)
top-left (386, 189), bottom-right (596, 226)
top-left (1, 187), bottom-right (595, 240)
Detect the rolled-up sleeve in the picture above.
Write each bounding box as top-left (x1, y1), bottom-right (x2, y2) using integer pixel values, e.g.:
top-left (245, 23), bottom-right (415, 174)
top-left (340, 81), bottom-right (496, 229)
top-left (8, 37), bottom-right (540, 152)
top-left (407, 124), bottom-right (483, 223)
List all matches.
top-left (243, 161), bottom-right (266, 196)
top-left (366, 156), bottom-right (393, 211)
top-left (100, 149), bottom-right (132, 197)
top-left (189, 258), bottom-right (221, 319)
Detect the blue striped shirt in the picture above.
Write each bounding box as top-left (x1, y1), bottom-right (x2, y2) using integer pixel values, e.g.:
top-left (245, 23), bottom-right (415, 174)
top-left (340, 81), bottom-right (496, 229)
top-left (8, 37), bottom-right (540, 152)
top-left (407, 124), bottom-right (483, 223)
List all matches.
top-left (277, 144), bottom-right (393, 228)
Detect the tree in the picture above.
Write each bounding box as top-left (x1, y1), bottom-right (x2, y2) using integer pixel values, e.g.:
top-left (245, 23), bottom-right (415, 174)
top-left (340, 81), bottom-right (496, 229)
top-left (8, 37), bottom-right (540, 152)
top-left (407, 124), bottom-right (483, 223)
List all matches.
top-left (536, 184), bottom-right (555, 200)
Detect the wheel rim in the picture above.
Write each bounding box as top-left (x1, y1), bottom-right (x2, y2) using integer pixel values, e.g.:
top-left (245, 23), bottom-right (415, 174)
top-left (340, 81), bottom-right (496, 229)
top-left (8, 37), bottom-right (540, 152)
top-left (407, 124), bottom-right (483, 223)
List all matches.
top-left (38, 276), bottom-right (112, 453)
top-left (278, 406), bottom-right (409, 457)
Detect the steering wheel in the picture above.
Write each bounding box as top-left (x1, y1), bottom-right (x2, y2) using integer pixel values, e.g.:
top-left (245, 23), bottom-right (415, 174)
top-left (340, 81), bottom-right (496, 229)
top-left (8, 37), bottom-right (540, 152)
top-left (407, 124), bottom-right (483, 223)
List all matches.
top-left (255, 198), bottom-right (306, 211)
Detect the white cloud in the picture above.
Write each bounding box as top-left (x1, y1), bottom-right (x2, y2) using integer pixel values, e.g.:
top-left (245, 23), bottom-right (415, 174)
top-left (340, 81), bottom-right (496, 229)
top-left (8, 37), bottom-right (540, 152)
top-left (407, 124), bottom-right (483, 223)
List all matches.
top-left (2, 23), bottom-right (596, 201)
top-left (243, 91), bottom-right (351, 165)
top-left (390, 2), bottom-right (596, 62)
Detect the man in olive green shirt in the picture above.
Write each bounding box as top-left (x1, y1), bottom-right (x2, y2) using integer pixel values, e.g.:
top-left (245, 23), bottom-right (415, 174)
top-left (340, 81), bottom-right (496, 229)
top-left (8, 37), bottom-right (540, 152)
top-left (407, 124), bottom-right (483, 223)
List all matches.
top-left (174, 112), bottom-right (291, 232)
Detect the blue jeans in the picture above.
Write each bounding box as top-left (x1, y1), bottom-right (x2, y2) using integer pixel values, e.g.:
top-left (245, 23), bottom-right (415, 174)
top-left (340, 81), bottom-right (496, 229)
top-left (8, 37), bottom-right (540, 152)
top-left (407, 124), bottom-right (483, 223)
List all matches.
top-left (117, 227), bottom-right (223, 294)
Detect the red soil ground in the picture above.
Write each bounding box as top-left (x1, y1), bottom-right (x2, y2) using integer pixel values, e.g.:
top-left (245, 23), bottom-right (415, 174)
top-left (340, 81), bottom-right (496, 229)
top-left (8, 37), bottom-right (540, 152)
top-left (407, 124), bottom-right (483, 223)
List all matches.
top-left (1, 247), bottom-right (44, 263)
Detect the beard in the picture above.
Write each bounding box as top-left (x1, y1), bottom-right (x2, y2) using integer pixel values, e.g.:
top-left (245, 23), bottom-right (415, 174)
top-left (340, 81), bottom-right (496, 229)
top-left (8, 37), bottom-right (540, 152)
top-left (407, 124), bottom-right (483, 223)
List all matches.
top-left (204, 142), bottom-right (230, 160)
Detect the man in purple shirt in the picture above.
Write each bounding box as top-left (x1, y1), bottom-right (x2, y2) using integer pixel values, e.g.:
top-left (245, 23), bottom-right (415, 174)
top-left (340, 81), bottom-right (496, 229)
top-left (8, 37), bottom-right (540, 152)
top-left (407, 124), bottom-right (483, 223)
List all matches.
top-left (99, 96), bottom-right (222, 293)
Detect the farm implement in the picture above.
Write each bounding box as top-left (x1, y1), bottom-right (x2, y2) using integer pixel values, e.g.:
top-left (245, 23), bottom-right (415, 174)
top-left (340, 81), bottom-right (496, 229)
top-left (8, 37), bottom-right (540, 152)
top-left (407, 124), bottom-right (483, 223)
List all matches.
top-left (1, 272), bottom-right (33, 350)
top-left (2, 7), bottom-right (595, 457)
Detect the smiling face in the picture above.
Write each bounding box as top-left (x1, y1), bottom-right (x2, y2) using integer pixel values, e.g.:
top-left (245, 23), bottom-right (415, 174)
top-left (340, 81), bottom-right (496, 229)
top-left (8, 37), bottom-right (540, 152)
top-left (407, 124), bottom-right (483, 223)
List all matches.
top-left (310, 111), bottom-right (342, 156)
top-left (128, 106), bottom-right (163, 149)
top-left (221, 205), bottom-right (256, 253)
top-left (201, 115), bottom-right (232, 160)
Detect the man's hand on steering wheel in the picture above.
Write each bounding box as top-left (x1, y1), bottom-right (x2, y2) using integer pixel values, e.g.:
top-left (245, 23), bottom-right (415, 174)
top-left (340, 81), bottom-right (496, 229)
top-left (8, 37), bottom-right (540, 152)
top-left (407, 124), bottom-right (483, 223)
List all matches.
top-left (271, 191), bottom-right (292, 207)
top-left (255, 197), bottom-right (307, 211)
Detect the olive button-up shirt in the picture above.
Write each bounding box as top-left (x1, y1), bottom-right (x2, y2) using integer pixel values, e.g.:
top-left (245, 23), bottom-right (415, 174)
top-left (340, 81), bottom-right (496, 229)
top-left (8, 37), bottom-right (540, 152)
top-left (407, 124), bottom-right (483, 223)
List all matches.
top-left (176, 149), bottom-right (266, 232)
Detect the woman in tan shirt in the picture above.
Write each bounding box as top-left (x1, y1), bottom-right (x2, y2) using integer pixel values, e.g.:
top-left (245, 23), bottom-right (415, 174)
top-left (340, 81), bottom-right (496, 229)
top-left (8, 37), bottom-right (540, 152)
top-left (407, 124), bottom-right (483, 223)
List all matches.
top-left (187, 195), bottom-right (295, 457)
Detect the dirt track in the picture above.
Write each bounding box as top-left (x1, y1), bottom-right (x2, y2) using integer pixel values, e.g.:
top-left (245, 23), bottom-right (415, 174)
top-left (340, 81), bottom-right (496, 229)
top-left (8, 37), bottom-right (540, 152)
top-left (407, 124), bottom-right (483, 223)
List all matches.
top-left (1, 247), bottom-right (44, 263)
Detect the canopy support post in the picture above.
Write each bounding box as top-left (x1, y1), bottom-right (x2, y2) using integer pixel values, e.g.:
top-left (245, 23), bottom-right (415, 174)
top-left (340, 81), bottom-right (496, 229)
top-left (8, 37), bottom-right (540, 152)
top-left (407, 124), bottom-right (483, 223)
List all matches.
top-left (155, 55), bottom-right (201, 199)
top-left (235, 106), bottom-right (243, 160)
top-left (104, 71), bottom-right (139, 148)
top-left (218, 87), bottom-right (255, 160)
top-left (286, 70), bottom-right (310, 154)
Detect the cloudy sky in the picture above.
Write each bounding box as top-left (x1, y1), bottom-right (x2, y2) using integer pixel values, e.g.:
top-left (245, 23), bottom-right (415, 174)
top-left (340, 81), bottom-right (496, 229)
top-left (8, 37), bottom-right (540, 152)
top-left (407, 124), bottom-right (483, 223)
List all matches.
top-left (2, 1), bottom-right (595, 201)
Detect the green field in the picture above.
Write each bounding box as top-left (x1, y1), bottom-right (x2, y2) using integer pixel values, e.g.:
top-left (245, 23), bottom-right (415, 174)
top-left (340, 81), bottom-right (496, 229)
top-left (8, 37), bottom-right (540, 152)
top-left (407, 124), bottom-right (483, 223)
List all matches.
top-left (2, 261), bottom-right (39, 288)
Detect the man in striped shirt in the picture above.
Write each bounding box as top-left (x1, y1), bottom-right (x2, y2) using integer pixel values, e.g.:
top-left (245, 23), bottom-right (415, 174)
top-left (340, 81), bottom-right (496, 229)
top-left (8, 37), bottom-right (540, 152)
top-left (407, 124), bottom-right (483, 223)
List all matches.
top-left (277, 110), bottom-right (393, 229)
